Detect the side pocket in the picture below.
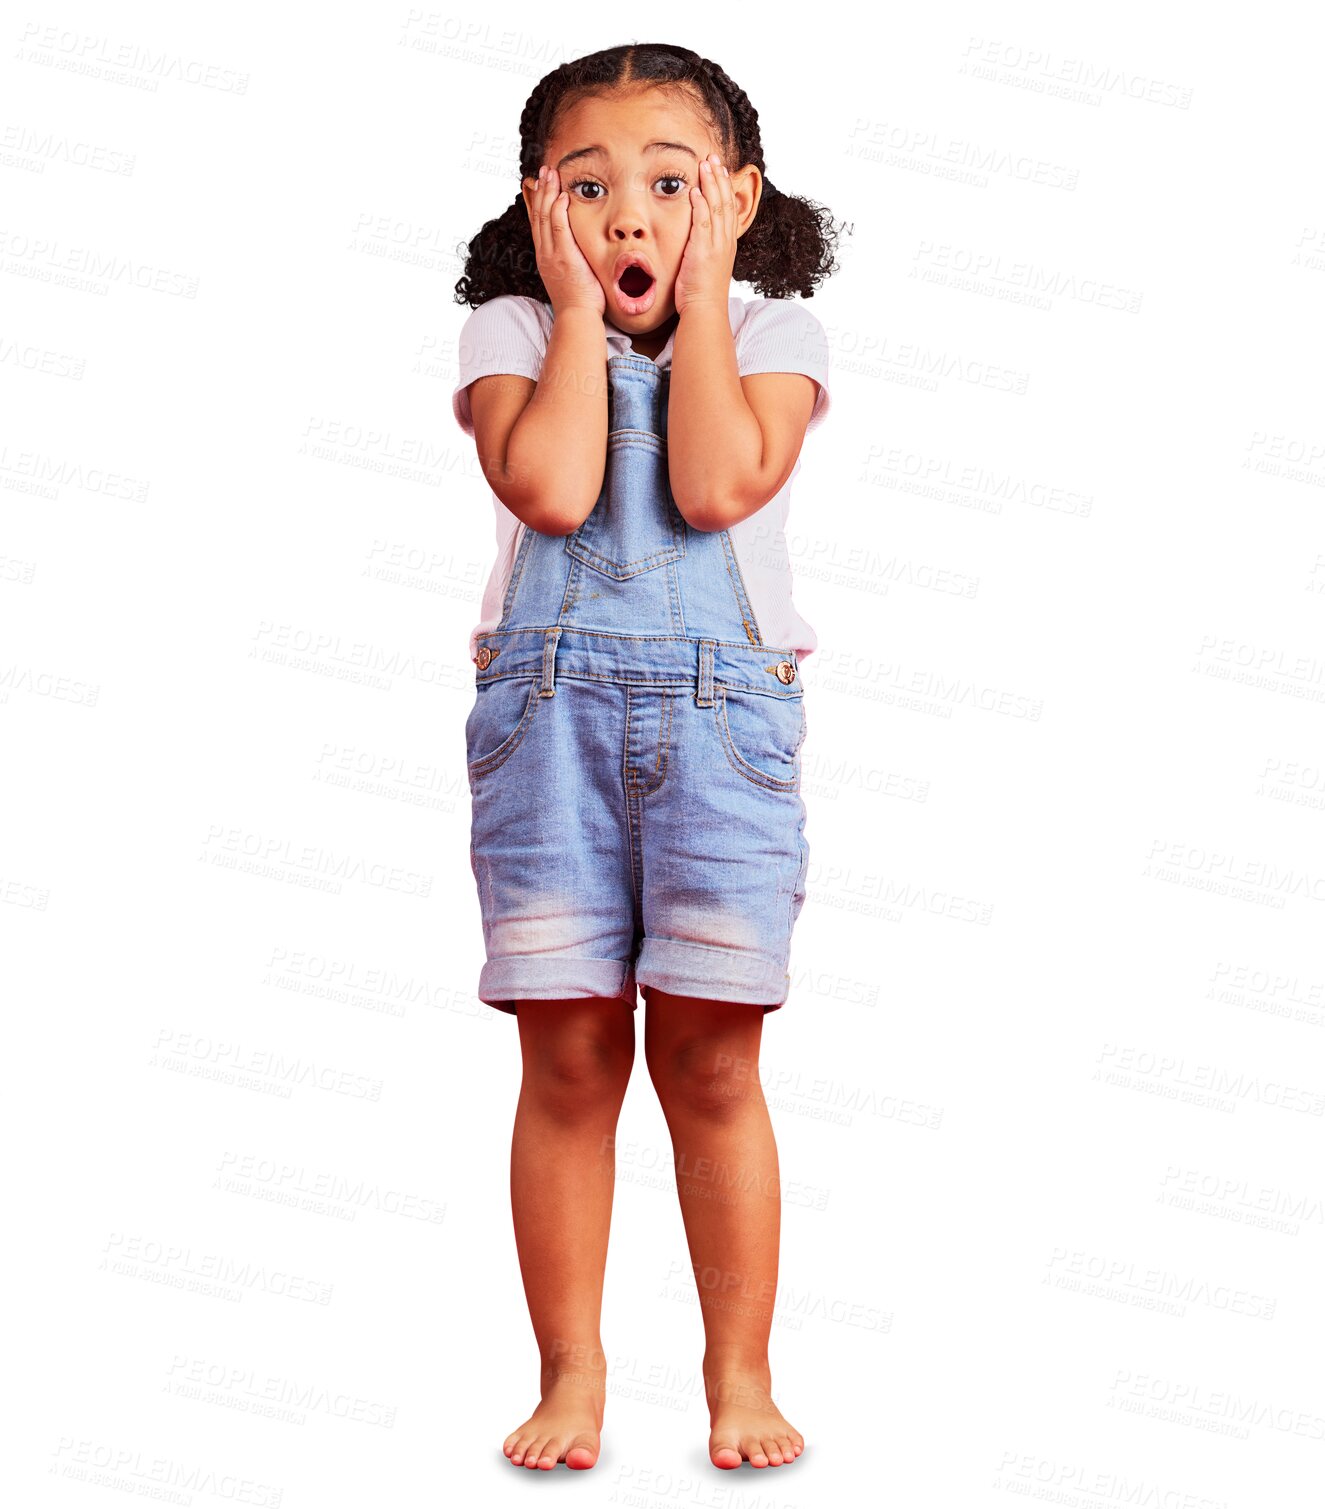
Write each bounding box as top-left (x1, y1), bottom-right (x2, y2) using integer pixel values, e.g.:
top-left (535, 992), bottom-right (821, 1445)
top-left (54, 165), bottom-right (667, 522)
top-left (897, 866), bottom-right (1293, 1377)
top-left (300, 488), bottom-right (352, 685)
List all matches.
top-left (715, 688), bottom-right (805, 792)
top-left (466, 675), bottom-right (542, 780)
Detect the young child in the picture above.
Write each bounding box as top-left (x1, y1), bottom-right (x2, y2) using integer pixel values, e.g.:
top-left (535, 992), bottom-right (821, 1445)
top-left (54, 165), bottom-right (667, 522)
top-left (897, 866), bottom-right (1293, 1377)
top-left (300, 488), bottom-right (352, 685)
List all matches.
top-left (451, 42), bottom-right (838, 1474)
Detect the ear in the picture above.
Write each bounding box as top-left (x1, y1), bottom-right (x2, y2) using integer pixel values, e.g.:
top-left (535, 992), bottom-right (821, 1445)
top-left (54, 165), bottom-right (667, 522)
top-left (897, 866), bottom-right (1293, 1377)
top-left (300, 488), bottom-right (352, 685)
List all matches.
top-left (729, 166), bottom-right (763, 238)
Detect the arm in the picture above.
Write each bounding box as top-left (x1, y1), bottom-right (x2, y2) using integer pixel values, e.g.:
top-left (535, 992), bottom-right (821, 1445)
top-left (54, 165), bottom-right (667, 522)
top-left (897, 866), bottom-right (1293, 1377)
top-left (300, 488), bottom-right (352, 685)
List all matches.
top-left (666, 302), bottom-right (819, 532)
top-left (466, 305), bottom-right (608, 536)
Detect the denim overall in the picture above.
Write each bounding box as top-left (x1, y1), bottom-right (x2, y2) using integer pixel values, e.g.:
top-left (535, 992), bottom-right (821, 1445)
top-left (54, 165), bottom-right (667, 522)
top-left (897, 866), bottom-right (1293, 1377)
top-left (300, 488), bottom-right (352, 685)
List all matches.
top-left (464, 353), bottom-right (810, 1015)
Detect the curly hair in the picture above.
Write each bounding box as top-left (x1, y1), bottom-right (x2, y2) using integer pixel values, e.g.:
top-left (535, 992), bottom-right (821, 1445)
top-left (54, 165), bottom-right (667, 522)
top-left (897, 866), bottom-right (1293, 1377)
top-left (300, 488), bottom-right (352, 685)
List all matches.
top-left (453, 42), bottom-right (840, 307)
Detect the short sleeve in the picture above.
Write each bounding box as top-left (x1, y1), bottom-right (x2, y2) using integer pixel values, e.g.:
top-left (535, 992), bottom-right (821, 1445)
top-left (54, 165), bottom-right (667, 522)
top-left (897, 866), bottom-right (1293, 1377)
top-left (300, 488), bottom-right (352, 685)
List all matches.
top-left (735, 298), bottom-right (831, 434)
top-left (452, 295), bottom-right (551, 437)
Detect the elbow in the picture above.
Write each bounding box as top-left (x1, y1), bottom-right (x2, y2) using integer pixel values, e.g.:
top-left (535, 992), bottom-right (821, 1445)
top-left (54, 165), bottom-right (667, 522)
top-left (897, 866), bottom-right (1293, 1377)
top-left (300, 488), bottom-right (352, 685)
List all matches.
top-left (683, 507), bottom-right (725, 533)
top-left (674, 492), bottom-right (739, 534)
top-left (490, 479), bottom-right (595, 536)
top-left (528, 486), bottom-right (601, 535)
top-left (680, 473), bottom-right (787, 531)
top-left (532, 503), bottom-right (589, 536)
top-left (670, 485), bottom-right (721, 533)
top-left (489, 452), bottom-right (603, 535)
top-left (672, 472), bottom-right (779, 532)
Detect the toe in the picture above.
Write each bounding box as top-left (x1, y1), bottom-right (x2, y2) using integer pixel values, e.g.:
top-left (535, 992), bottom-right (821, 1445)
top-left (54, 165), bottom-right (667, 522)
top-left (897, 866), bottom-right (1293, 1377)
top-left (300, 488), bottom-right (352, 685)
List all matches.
top-left (565, 1434), bottom-right (599, 1470)
top-left (507, 1436), bottom-right (528, 1465)
top-left (762, 1436), bottom-right (784, 1465)
top-left (776, 1434), bottom-right (796, 1462)
top-left (523, 1437), bottom-right (546, 1469)
top-left (745, 1434), bottom-right (769, 1466)
top-left (710, 1436), bottom-right (743, 1470)
top-left (536, 1438), bottom-right (562, 1470)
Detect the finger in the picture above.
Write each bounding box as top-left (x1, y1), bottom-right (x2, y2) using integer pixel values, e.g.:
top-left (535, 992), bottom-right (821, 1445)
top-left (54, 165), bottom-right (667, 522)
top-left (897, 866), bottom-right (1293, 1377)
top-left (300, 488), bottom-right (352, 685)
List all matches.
top-left (549, 182), bottom-right (571, 238)
top-left (528, 174), bottom-right (549, 259)
top-left (527, 168), bottom-right (548, 249)
top-left (718, 159), bottom-right (735, 216)
top-left (544, 168), bottom-right (570, 234)
top-left (534, 169), bottom-right (563, 257)
top-left (702, 158), bottom-right (728, 237)
top-left (710, 156), bottom-right (737, 250)
top-left (720, 164), bottom-right (737, 249)
top-left (706, 155), bottom-right (731, 226)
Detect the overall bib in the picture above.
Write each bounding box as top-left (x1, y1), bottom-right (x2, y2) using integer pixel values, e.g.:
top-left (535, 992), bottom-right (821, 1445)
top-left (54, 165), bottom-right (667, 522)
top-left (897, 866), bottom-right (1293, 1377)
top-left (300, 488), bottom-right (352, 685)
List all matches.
top-left (464, 354), bottom-right (809, 1015)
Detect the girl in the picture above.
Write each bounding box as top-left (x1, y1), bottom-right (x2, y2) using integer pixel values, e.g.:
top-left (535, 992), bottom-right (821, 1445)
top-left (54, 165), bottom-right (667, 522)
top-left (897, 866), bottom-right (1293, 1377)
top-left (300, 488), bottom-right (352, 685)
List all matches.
top-left (451, 42), bottom-right (839, 1473)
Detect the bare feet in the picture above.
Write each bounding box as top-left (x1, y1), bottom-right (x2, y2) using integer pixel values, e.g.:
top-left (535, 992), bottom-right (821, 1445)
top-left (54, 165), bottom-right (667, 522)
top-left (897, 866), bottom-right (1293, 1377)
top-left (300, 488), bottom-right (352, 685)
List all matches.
top-left (704, 1358), bottom-right (804, 1469)
top-left (503, 1373), bottom-right (604, 1471)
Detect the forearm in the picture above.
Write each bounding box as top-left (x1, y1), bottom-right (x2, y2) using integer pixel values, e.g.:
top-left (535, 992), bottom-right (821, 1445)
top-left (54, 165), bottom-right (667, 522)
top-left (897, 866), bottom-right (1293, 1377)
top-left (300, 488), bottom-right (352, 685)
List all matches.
top-left (667, 302), bottom-right (767, 531)
top-left (503, 306), bottom-right (608, 534)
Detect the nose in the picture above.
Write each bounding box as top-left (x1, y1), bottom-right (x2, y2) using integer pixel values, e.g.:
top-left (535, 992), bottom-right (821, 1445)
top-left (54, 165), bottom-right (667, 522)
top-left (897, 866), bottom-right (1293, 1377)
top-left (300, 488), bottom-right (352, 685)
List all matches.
top-left (608, 173), bottom-right (653, 241)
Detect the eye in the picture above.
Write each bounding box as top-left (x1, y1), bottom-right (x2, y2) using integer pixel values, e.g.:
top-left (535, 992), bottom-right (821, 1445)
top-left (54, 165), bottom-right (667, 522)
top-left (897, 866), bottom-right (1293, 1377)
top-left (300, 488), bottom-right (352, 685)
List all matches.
top-left (565, 178), bottom-right (605, 202)
top-left (563, 172), bottom-right (692, 203)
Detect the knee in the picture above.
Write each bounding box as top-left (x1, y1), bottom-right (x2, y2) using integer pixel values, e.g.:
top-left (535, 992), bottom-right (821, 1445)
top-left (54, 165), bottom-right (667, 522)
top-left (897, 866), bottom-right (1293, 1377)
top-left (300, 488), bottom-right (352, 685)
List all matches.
top-left (522, 1030), bottom-right (633, 1120)
top-left (646, 1035), bottom-right (759, 1120)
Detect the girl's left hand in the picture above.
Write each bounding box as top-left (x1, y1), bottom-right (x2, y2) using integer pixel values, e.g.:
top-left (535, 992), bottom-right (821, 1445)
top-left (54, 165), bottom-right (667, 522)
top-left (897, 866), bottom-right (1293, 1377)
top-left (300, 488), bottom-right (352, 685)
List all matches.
top-left (675, 153), bottom-right (739, 313)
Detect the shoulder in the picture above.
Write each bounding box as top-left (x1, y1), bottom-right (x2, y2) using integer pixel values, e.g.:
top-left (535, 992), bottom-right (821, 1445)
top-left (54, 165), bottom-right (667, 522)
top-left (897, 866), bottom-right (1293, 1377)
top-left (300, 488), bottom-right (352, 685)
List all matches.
top-left (733, 297), bottom-right (831, 434)
top-left (453, 295), bottom-right (552, 437)
top-left (733, 296), bottom-right (829, 373)
top-left (734, 295), bottom-right (828, 344)
top-left (457, 294), bottom-right (553, 364)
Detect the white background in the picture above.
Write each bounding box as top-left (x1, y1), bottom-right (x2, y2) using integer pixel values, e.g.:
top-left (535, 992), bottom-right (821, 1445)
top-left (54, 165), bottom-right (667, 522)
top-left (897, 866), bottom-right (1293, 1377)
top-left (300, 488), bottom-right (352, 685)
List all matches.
top-left (3, 2), bottom-right (1323, 1505)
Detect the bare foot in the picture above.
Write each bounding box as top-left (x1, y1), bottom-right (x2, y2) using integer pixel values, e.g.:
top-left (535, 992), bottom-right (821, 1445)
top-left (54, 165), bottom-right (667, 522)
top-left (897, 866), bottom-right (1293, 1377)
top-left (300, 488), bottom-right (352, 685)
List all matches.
top-left (704, 1360), bottom-right (804, 1469)
top-left (503, 1374), bottom-right (604, 1471)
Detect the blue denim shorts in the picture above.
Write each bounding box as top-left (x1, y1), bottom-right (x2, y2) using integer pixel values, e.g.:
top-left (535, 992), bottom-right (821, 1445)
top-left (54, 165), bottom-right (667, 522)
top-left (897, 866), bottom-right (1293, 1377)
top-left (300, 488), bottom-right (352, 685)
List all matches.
top-left (464, 626), bottom-right (809, 1014)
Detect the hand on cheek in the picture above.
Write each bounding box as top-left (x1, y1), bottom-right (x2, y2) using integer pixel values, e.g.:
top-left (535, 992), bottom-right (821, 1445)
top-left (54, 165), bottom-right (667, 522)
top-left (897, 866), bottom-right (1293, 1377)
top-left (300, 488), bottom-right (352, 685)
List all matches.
top-left (525, 165), bottom-right (605, 317)
top-left (675, 153), bottom-right (738, 314)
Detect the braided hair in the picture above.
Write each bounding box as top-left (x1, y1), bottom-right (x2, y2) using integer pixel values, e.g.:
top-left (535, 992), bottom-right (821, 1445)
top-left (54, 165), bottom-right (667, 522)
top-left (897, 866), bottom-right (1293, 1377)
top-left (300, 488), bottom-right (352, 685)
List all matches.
top-left (453, 42), bottom-right (840, 307)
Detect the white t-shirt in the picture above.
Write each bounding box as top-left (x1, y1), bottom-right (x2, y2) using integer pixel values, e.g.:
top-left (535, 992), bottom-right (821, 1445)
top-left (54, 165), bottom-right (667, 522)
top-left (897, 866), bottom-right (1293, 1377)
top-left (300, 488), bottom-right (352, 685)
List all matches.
top-left (452, 293), bottom-right (831, 663)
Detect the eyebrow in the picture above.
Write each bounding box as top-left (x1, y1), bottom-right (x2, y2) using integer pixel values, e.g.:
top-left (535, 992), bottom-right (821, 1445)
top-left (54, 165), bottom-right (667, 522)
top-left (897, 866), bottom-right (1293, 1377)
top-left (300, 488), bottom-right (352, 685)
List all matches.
top-left (555, 140), bottom-right (698, 170)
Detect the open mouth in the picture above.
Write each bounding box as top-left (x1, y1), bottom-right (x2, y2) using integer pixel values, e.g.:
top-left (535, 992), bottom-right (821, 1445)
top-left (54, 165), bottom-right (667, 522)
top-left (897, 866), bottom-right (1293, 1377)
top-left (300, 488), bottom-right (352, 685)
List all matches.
top-left (617, 263), bottom-right (655, 298)
top-left (610, 255), bottom-right (659, 316)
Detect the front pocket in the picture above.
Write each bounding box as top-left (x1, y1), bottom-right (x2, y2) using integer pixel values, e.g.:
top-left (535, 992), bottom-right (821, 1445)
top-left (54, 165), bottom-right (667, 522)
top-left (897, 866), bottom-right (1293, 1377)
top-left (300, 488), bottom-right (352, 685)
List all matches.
top-left (465, 675), bottom-right (541, 779)
top-left (716, 688), bottom-right (806, 792)
top-left (563, 432), bottom-right (686, 579)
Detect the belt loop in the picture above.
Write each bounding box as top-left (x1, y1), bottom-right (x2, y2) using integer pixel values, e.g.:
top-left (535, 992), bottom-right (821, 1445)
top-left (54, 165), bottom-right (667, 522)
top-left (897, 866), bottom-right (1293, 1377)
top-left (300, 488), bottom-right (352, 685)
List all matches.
top-left (539, 627), bottom-right (561, 696)
top-left (695, 639), bottom-right (716, 707)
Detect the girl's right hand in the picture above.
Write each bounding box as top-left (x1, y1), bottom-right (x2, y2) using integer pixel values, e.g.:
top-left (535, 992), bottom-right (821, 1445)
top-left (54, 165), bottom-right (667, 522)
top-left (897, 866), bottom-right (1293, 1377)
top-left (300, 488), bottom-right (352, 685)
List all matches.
top-left (525, 166), bottom-right (605, 317)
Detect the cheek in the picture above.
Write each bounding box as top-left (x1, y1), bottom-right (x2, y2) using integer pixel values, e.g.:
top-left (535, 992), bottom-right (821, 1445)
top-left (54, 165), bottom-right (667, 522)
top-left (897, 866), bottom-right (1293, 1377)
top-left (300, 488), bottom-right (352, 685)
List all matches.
top-left (662, 198), bottom-right (694, 237)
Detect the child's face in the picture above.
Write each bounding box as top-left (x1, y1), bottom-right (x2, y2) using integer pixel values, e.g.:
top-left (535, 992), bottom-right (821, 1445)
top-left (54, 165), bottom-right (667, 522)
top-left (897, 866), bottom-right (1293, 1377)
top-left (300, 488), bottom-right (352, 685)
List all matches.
top-left (528, 89), bottom-right (761, 329)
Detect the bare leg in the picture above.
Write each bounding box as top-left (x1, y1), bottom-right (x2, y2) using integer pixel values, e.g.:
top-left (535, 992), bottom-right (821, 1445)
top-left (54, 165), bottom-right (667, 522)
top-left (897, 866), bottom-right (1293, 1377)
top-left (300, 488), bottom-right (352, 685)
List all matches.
top-left (643, 988), bottom-right (804, 1469)
top-left (503, 997), bottom-right (636, 1470)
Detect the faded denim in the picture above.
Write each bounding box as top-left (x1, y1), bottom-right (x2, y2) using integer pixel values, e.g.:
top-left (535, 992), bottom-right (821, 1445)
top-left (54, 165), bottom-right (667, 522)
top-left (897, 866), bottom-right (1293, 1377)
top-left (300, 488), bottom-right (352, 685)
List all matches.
top-left (464, 354), bottom-right (810, 1015)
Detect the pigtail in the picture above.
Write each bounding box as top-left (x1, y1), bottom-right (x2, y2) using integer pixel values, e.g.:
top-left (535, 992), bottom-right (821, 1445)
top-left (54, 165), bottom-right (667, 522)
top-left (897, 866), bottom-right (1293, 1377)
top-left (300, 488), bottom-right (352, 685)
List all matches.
top-left (733, 178), bottom-right (839, 299)
top-left (453, 195), bottom-right (544, 306)
top-left (696, 54), bottom-right (840, 299)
